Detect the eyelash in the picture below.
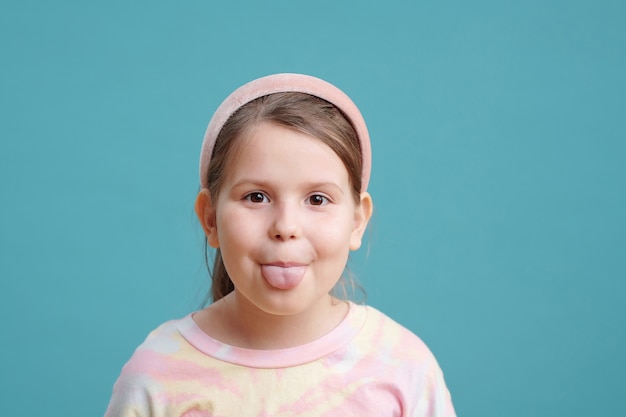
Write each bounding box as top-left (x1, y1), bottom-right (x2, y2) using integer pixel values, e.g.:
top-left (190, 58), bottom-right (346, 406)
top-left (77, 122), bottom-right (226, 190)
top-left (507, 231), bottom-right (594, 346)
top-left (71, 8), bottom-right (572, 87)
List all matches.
top-left (243, 193), bottom-right (330, 206)
top-left (307, 194), bottom-right (329, 206)
top-left (244, 192), bottom-right (269, 203)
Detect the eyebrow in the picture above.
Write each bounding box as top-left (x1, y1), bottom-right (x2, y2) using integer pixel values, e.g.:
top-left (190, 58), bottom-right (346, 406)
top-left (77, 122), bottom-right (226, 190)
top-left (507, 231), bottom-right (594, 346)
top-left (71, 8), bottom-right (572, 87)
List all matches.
top-left (231, 179), bottom-right (345, 195)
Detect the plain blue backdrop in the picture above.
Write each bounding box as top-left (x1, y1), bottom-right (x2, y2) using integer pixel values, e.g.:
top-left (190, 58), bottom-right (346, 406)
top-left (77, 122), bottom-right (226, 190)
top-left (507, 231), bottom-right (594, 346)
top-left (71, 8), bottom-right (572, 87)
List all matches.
top-left (1, 1), bottom-right (624, 416)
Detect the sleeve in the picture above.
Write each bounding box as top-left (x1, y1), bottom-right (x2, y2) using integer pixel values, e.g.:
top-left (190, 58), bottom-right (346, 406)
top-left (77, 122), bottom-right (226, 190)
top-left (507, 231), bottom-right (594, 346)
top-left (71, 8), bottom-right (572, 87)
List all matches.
top-left (104, 364), bottom-right (157, 417)
top-left (408, 354), bottom-right (457, 417)
top-left (423, 366), bottom-right (456, 417)
top-left (103, 324), bottom-right (174, 417)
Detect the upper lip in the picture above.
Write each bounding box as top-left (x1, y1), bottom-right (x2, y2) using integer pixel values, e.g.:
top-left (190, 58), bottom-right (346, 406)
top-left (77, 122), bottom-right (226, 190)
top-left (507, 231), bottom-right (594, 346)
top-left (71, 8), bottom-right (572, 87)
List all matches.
top-left (263, 261), bottom-right (307, 267)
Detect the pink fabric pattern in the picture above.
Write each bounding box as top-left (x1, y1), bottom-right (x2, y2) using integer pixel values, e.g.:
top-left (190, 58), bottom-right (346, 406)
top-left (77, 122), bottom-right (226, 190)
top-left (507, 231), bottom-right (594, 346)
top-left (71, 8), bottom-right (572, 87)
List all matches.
top-left (105, 303), bottom-right (455, 417)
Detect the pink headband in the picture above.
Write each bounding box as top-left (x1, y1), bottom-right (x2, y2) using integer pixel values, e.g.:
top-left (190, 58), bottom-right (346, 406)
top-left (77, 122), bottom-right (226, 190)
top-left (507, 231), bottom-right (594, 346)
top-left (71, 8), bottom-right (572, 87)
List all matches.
top-left (199, 73), bottom-right (371, 192)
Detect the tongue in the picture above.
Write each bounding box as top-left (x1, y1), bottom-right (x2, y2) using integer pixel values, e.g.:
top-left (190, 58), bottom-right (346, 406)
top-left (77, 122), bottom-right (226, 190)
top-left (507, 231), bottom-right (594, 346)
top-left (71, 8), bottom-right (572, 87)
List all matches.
top-left (261, 265), bottom-right (306, 290)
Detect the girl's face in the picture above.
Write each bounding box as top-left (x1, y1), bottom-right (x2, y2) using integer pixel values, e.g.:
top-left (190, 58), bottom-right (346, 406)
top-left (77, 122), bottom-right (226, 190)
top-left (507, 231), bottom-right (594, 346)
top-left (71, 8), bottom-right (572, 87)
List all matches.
top-left (200, 121), bottom-right (371, 317)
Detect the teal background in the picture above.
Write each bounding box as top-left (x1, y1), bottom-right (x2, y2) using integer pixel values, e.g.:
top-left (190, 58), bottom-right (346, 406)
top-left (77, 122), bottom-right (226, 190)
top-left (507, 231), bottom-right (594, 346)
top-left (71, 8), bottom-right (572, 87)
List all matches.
top-left (1, 0), bottom-right (624, 415)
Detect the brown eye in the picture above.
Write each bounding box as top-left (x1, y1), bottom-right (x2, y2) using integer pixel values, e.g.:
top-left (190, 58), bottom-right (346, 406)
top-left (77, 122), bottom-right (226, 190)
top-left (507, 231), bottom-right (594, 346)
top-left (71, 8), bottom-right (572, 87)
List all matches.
top-left (246, 192), bottom-right (268, 203)
top-left (308, 195), bottom-right (328, 206)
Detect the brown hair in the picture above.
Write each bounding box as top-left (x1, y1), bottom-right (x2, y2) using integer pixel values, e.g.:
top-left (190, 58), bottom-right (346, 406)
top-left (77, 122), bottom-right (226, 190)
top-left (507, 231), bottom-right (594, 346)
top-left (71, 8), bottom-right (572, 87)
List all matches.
top-left (202, 92), bottom-right (363, 303)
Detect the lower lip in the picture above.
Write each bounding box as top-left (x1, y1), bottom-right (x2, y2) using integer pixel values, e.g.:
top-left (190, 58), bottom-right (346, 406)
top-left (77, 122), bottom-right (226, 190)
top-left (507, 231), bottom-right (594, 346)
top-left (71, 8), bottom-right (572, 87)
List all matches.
top-left (261, 265), bottom-right (307, 290)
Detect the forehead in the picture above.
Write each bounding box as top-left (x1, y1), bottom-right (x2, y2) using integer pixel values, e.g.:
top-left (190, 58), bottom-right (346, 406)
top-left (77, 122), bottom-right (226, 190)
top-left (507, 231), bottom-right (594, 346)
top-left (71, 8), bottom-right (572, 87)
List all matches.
top-left (223, 122), bottom-right (350, 183)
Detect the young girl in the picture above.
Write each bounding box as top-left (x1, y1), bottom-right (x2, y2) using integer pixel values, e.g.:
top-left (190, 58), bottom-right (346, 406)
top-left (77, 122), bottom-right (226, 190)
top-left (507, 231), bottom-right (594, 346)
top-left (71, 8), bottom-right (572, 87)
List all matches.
top-left (105, 73), bottom-right (456, 416)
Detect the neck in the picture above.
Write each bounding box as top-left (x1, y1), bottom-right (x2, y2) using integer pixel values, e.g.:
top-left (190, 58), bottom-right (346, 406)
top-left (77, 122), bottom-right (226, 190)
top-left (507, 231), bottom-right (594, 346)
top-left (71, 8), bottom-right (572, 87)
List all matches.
top-left (208, 292), bottom-right (349, 350)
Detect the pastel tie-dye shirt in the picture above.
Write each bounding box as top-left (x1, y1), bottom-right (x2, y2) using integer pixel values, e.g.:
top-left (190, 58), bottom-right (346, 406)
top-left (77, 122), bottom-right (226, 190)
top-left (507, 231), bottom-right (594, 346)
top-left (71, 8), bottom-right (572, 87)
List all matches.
top-left (105, 303), bottom-right (455, 417)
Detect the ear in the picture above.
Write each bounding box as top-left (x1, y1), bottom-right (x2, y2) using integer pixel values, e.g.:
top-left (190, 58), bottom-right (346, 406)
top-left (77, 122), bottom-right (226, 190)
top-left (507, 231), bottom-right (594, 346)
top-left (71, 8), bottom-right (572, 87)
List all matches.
top-left (350, 192), bottom-right (373, 251)
top-left (195, 189), bottom-right (220, 248)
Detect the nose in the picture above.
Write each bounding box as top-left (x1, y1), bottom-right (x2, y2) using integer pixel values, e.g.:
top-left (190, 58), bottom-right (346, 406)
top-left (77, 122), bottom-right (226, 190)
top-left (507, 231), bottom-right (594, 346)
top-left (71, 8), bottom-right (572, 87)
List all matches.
top-left (269, 202), bottom-right (301, 241)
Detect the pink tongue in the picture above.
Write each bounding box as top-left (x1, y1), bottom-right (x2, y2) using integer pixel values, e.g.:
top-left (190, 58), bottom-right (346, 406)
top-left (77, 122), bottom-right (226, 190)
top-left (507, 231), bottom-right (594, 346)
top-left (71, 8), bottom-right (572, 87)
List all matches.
top-left (261, 265), bottom-right (306, 290)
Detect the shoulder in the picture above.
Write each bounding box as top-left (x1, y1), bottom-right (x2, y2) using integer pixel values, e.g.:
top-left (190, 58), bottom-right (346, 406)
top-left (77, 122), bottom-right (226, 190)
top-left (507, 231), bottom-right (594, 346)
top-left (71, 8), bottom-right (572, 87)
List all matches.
top-left (123, 317), bottom-right (189, 369)
top-left (349, 304), bottom-right (457, 416)
top-left (104, 316), bottom-right (196, 416)
top-left (358, 304), bottom-right (435, 359)
top-left (112, 316), bottom-right (190, 374)
top-left (353, 304), bottom-right (448, 389)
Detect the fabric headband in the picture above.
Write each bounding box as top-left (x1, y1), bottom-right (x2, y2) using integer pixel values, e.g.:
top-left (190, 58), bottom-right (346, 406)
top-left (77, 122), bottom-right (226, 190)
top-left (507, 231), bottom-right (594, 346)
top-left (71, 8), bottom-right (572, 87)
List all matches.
top-left (199, 73), bottom-right (372, 192)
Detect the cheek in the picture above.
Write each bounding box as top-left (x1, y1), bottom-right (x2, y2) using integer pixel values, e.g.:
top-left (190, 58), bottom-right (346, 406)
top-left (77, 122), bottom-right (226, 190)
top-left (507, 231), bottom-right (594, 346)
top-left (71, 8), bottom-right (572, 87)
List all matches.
top-left (312, 214), bottom-right (355, 251)
top-left (217, 212), bottom-right (244, 241)
top-left (216, 207), bottom-right (266, 248)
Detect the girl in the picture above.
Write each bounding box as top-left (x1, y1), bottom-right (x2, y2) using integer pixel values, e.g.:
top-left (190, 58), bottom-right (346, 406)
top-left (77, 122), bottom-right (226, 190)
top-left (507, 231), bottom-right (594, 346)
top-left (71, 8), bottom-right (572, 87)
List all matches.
top-left (105, 73), bottom-right (456, 416)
